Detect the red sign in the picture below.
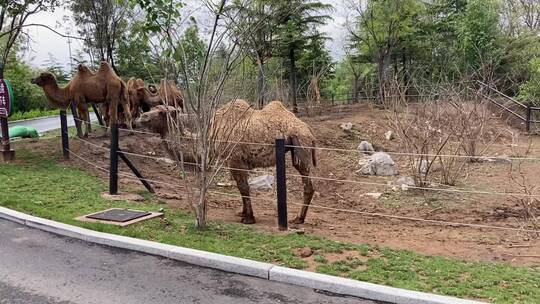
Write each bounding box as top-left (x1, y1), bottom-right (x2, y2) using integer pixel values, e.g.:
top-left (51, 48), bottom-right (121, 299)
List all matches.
top-left (0, 79), bottom-right (10, 118)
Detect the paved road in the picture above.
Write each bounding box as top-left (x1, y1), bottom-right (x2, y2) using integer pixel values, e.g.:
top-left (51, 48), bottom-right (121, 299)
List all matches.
top-left (9, 113), bottom-right (99, 134)
top-left (0, 219), bottom-right (379, 304)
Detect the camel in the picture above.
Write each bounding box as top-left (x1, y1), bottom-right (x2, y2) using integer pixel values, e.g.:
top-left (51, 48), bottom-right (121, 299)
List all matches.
top-left (31, 62), bottom-right (131, 136)
top-left (158, 79), bottom-right (184, 111)
top-left (135, 100), bottom-right (317, 224)
top-left (30, 71), bottom-right (92, 134)
top-left (125, 78), bottom-right (184, 118)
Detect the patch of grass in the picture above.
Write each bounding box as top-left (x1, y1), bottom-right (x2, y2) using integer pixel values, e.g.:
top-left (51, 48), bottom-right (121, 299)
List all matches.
top-left (313, 255), bottom-right (328, 264)
top-left (8, 109), bottom-right (60, 121)
top-left (1, 149), bottom-right (539, 304)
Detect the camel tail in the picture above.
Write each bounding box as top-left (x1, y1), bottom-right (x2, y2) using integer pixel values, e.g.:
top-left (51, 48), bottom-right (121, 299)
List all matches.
top-left (289, 136), bottom-right (316, 169)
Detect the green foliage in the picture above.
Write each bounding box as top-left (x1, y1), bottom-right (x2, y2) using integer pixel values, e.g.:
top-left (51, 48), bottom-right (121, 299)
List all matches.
top-left (456, 0), bottom-right (501, 76)
top-left (518, 58), bottom-right (540, 105)
top-left (129, 0), bottom-right (183, 36)
top-left (4, 57), bottom-right (48, 112)
top-left (116, 21), bottom-right (161, 80)
top-left (176, 19), bottom-right (207, 85)
top-left (8, 109), bottom-right (59, 121)
top-left (42, 53), bottom-right (68, 82)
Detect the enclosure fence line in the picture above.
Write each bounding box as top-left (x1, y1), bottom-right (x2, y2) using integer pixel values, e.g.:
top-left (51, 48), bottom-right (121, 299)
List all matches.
top-left (63, 106), bottom-right (540, 233)
top-left (66, 130), bottom-right (540, 235)
top-left (71, 133), bottom-right (540, 199)
top-left (72, 117), bottom-right (540, 161)
top-left (66, 146), bottom-right (275, 203)
top-left (71, 136), bottom-right (274, 175)
top-left (68, 144), bottom-right (540, 234)
top-left (287, 202), bottom-right (540, 234)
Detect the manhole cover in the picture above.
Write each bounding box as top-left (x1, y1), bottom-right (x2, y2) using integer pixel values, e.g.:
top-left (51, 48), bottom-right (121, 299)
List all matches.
top-left (86, 209), bottom-right (151, 223)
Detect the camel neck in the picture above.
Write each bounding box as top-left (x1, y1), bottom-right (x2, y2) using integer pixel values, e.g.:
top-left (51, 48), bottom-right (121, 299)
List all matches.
top-left (43, 82), bottom-right (70, 108)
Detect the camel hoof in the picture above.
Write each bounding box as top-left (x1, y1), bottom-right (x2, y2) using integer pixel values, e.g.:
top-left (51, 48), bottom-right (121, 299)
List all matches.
top-left (290, 217), bottom-right (305, 224)
top-left (241, 217), bottom-right (256, 224)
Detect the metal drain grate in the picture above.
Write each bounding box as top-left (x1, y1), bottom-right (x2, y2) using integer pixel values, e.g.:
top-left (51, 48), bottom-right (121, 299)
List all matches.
top-left (86, 209), bottom-right (151, 223)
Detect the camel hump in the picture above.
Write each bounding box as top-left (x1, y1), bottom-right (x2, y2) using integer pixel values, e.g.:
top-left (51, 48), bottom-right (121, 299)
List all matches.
top-left (264, 100), bottom-right (286, 110)
top-left (77, 64), bottom-right (92, 74)
top-left (98, 61), bottom-right (114, 73)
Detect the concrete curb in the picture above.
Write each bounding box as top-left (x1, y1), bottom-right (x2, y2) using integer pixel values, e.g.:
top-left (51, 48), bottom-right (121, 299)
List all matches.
top-left (0, 206), bottom-right (487, 304)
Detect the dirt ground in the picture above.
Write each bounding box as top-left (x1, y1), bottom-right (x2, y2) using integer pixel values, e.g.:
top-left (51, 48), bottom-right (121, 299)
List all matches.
top-left (15, 103), bottom-right (540, 266)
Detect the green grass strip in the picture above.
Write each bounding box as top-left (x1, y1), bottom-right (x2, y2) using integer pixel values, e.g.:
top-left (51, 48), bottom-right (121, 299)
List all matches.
top-left (1, 149), bottom-right (539, 303)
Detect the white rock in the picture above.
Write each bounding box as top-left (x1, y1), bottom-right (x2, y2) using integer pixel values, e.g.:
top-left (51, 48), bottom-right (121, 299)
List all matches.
top-left (385, 131), bottom-right (395, 140)
top-left (358, 156), bottom-right (370, 166)
top-left (394, 176), bottom-right (416, 187)
top-left (249, 175), bottom-right (274, 191)
top-left (340, 122), bottom-right (353, 131)
top-left (357, 141), bottom-right (375, 154)
top-left (363, 192), bottom-right (383, 199)
top-left (357, 152), bottom-right (398, 176)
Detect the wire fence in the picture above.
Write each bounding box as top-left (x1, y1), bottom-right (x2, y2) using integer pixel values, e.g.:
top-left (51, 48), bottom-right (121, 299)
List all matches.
top-left (63, 116), bottom-right (540, 235)
top-left (73, 117), bottom-right (540, 161)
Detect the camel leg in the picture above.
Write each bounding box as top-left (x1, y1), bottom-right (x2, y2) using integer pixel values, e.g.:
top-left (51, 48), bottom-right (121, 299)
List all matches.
top-left (78, 103), bottom-right (90, 137)
top-left (230, 169), bottom-right (255, 224)
top-left (100, 104), bottom-right (110, 127)
top-left (291, 162), bottom-right (314, 225)
top-left (118, 90), bottom-right (133, 130)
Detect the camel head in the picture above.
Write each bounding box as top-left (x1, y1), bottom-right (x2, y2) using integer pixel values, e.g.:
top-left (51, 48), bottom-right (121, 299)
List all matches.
top-left (148, 84), bottom-right (158, 94)
top-left (135, 105), bottom-right (180, 137)
top-left (31, 72), bottom-right (57, 87)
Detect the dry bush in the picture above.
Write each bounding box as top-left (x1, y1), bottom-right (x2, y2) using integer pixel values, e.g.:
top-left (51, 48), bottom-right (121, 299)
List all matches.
top-left (392, 103), bottom-right (452, 186)
top-left (391, 80), bottom-right (500, 186)
top-left (509, 161), bottom-right (540, 235)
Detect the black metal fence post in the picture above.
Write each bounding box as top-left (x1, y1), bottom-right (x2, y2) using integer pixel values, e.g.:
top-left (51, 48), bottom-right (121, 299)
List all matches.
top-left (60, 110), bottom-right (69, 160)
top-left (118, 148), bottom-right (155, 194)
top-left (109, 123), bottom-right (119, 195)
top-left (70, 103), bottom-right (83, 138)
top-left (275, 138), bottom-right (288, 230)
top-left (526, 103), bottom-right (532, 133)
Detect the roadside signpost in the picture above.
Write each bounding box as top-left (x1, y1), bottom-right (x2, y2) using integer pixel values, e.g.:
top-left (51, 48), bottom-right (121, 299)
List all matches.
top-left (0, 79), bottom-right (15, 162)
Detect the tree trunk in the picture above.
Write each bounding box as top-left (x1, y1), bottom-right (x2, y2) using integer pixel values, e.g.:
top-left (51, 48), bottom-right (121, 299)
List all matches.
top-left (377, 53), bottom-right (386, 105)
top-left (289, 47), bottom-right (298, 114)
top-left (353, 74), bottom-right (360, 104)
top-left (402, 48), bottom-right (408, 102)
top-left (257, 58), bottom-right (265, 109)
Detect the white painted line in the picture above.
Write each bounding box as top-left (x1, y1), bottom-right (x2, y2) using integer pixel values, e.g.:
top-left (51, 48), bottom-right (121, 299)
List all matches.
top-left (0, 206), bottom-right (487, 304)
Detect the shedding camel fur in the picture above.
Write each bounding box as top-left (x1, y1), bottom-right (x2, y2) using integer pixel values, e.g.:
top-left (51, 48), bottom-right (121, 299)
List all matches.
top-left (135, 100), bottom-right (317, 224)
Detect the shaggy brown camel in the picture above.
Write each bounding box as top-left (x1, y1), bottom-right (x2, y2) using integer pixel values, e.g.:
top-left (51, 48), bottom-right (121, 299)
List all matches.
top-left (126, 78), bottom-right (184, 116)
top-left (158, 79), bottom-right (184, 111)
top-left (32, 62), bottom-right (131, 136)
top-left (135, 100), bottom-right (317, 224)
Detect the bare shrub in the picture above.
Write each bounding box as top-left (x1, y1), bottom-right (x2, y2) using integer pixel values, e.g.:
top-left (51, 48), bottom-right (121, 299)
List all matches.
top-left (392, 102), bottom-right (452, 186)
top-left (508, 161), bottom-right (540, 235)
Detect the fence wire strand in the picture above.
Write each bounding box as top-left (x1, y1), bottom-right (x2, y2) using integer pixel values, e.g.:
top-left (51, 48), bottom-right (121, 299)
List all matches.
top-left (72, 117), bottom-right (540, 160)
top-left (288, 202), bottom-right (540, 234)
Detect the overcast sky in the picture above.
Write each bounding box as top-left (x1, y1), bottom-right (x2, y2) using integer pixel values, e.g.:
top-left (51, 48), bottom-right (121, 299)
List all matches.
top-left (22, 0), bottom-right (349, 70)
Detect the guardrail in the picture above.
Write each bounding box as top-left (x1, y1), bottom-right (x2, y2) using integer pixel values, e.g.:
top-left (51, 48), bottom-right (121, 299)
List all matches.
top-left (476, 80), bottom-right (540, 133)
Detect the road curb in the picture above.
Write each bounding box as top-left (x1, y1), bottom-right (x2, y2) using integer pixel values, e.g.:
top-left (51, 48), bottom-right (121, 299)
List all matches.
top-left (0, 206), bottom-right (486, 304)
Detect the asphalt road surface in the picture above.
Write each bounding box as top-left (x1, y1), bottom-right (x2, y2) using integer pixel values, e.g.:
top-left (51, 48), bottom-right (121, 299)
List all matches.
top-left (9, 112), bottom-right (99, 134)
top-left (0, 219), bottom-right (380, 304)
